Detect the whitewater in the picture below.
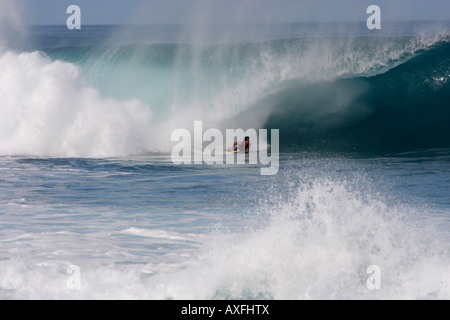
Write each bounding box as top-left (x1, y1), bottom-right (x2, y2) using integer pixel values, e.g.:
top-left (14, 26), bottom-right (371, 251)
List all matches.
top-left (0, 8), bottom-right (449, 300)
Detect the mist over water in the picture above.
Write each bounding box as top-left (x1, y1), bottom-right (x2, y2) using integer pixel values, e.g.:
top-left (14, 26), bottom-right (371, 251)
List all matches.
top-left (2, 21), bottom-right (449, 157)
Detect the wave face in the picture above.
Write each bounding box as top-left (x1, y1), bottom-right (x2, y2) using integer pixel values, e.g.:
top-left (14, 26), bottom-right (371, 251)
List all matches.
top-left (0, 24), bottom-right (449, 157)
top-left (265, 40), bottom-right (450, 154)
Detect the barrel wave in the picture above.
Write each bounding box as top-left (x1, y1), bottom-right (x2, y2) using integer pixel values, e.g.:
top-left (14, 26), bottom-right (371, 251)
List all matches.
top-left (1, 24), bottom-right (449, 157)
top-left (265, 40), bottom-right (450, 154)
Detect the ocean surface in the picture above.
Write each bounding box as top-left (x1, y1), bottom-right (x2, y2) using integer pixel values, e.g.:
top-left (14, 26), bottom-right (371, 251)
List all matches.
top-left (0, 22), bottom-right (449, 299)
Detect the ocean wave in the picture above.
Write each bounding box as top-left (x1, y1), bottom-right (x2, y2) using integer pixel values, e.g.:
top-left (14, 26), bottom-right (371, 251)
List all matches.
top-left (1, 31), bottom-right (449, 157)
top-left (264, 40), bottom-right (450, 154)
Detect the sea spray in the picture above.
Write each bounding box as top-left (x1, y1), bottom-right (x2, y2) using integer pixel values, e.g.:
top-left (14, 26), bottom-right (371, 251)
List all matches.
top-left (1, 17), bottom-right (449, 157)
top-left (142, 175), bottom-right (450, 300)
top-left (0, 51), bottom-right (158, 157)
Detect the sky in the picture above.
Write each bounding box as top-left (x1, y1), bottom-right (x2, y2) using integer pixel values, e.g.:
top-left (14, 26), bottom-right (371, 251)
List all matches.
top-left (21, 0), bottom-right (450, 25)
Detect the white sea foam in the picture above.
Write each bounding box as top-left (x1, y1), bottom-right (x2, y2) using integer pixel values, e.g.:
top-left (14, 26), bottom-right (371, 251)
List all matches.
top-left (120, 227), bottom-right (196, 242)
top-left (1, 176), bottom-right (448, 300)
top-left (136, 178), bottom-right (450, 300)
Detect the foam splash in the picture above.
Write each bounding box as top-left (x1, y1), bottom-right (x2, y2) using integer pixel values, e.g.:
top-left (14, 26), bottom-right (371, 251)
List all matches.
top-left (145, 178), bottom-right (450, 300)
top-left (0, 50), bottom-right (159, 157)
top-left (0, 176), bottom-right (448, 299)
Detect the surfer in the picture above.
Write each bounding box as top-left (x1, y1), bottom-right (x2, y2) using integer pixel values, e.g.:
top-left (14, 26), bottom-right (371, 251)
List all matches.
top-left (232, 136), bottom-right (250, 153)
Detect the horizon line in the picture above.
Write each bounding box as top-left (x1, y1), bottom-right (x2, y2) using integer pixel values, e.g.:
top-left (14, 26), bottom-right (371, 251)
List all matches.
top-left (24, 19), bottom-right (450, 27)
